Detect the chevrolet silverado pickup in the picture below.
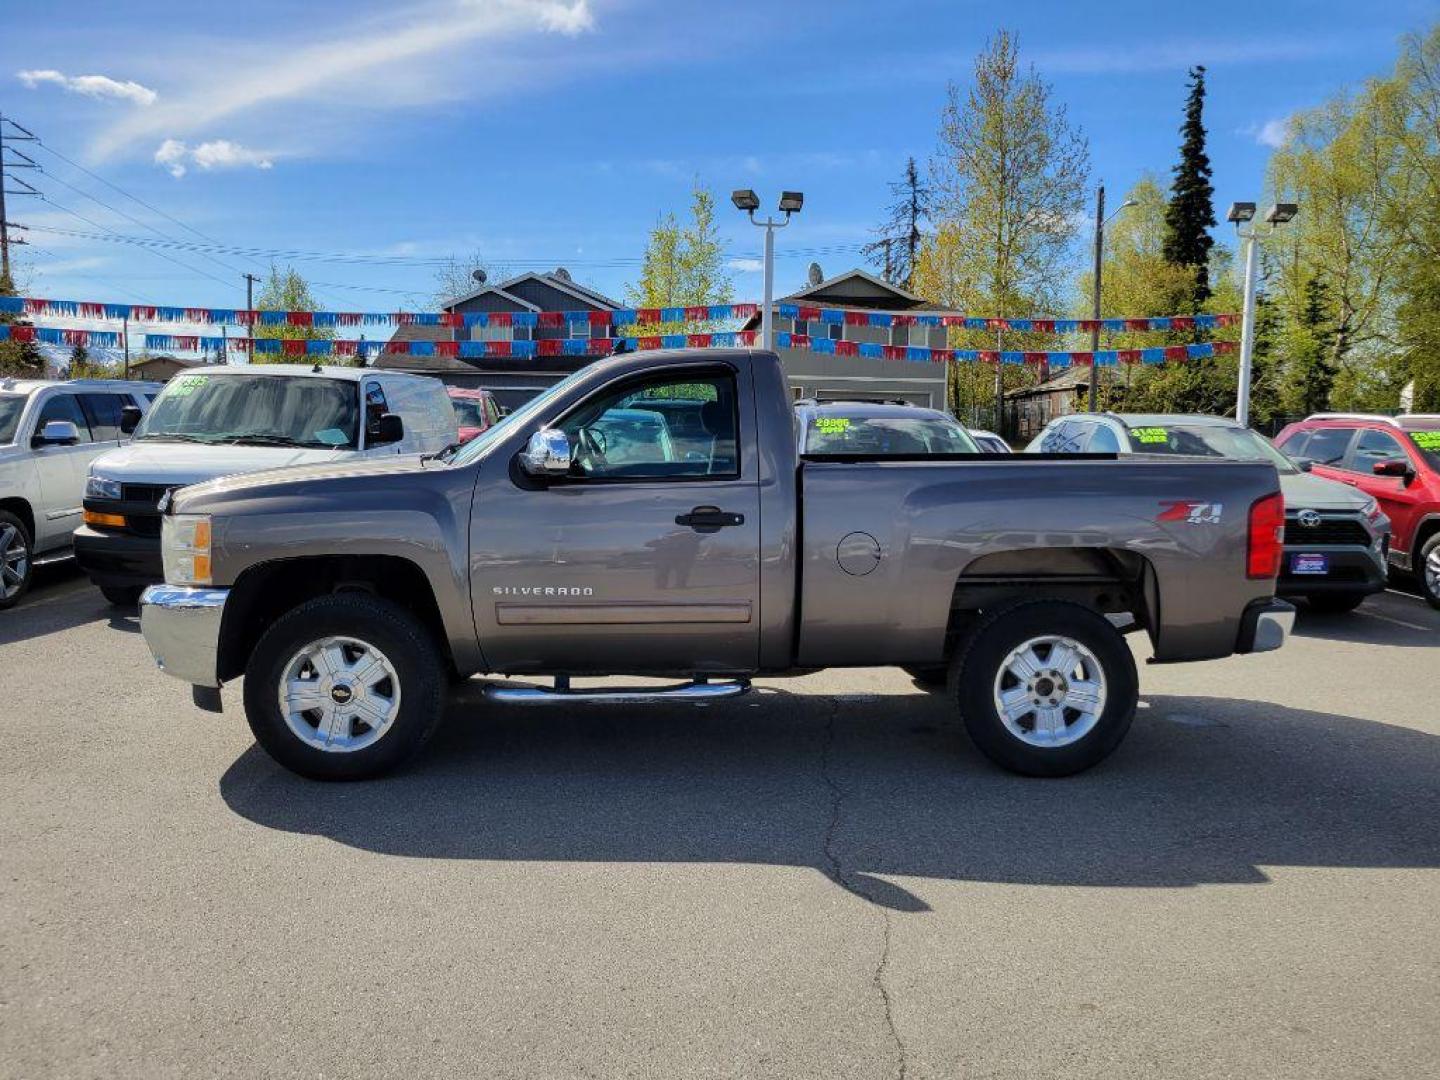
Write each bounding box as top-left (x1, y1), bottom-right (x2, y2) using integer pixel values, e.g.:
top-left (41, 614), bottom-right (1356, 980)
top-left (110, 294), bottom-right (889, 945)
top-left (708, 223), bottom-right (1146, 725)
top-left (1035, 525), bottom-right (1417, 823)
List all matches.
top-left (137, 348), bottom-right (1294, 781)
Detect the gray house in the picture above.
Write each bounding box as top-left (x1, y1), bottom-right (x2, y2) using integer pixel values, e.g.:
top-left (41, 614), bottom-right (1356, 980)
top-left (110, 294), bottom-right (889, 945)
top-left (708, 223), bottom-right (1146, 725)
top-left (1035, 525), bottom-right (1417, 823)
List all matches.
top-left (375, 269), bottom-right (622, 409)
top-left (741, 269), bottom-right (950, 409)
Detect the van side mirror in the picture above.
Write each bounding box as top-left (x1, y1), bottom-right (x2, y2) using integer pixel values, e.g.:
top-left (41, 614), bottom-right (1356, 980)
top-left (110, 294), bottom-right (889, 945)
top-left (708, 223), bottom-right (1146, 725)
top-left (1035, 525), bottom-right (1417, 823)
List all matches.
top-left (120, 404), bottom-right (142, 434)
top-left (33, 420), bottom-right (80, 447)
top-left (1372, 459), bottom-right (1414, 480)
top-left (520, 428), bottom-right (572, 476)
top-left (369, 413), bottom-right (404, 446)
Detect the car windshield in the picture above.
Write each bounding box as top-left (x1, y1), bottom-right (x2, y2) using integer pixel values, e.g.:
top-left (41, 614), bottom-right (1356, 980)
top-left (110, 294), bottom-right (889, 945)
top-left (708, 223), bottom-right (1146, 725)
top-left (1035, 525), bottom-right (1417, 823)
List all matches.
top-left (1125, 423), bottom-right (1297, 473)
top-left (451, 398), bottom-right (488, 429)
top-left (136, 373), bottom-right (360, 449)
top-left (0, 393), bottom-right (24, 445)
top-left (1409, 429), bottom-right (1440, 470)
top-left (803, 414), bottom-right (979, 455)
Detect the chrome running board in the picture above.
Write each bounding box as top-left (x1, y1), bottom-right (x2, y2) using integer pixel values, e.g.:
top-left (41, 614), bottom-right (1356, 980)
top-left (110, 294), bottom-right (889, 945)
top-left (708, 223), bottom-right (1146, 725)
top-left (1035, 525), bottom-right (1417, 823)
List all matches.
top-left (483, 676), bottom-right (750, 705)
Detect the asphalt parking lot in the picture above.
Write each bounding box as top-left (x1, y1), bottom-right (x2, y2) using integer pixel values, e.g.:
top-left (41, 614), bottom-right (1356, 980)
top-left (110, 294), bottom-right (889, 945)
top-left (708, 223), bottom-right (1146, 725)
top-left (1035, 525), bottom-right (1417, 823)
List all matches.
top-left (2, 566), bottom-right (1438, 1080)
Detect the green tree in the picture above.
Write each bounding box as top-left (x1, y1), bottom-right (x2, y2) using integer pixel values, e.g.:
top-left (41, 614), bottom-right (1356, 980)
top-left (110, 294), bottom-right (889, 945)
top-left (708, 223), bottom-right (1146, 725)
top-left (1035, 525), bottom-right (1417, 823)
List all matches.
top-left (251, 265), bottom-right (343, 365)
top-left (1162, 66), bottom-right (1218, 308)
top-left (863, 156), bottom-right (932, 289)
top-left (1278, 275), bottom-right (1338, 415)
top-left (0, 266), bottom-right (43, 378)
top-left (625, 182), bottom-right (734, 336)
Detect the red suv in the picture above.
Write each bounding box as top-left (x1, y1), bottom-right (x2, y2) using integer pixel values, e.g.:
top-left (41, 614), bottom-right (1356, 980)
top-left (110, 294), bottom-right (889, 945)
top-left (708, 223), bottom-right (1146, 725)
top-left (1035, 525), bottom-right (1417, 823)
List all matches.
top-left (446, 387), bottom-right (503, 444)
top-left (1274, 413), bottom-right (1440, 607)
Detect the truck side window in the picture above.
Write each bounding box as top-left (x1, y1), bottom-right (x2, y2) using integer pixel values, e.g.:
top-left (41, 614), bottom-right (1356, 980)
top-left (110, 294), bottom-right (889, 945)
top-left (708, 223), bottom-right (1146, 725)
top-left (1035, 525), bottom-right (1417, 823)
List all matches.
top-left (363, 383), bottom-right (390, 437)
top-left (36, 393), bottom-right (94, 443)
top-left (560, 370), bottom-right (739, 481)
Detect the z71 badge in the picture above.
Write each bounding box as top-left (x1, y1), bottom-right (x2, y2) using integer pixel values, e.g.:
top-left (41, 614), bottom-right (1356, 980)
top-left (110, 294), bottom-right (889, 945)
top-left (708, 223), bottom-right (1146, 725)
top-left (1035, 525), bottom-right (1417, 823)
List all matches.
top-left (1156, 501), bottom-right (1224, 525)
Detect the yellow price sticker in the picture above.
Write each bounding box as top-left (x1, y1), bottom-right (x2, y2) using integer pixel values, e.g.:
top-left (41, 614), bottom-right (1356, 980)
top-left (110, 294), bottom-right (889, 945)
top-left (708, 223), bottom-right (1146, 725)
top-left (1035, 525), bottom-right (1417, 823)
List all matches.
top-left (813, 417), bottom-right (852, 435)
top-left (1412, 431), bottom-right (1440, 450)
top-left (1132, 426), bottom-right (1169, 445)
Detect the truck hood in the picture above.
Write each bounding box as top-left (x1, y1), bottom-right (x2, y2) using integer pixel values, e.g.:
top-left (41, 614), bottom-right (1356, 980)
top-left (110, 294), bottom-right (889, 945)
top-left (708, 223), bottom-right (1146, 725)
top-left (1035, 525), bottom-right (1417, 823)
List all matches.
top-left (173, 451), bottom-right (436, 510)
top-left (1279, 470), bottom-right (1373, 512)
top-left (91, 440), bottom-right (351, 487)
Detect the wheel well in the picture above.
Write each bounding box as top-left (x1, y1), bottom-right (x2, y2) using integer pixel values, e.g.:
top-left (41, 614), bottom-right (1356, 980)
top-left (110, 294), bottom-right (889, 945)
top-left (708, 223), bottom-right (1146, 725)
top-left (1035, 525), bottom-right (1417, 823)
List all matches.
top-left (0, 497), bottom-right (35, 542)
top-left (1414, 517), bottom-right (1440, 562)
top-left (942, 547), bottom-right (1158, 655)
top-left (217, 555), bottom-right (451, 682)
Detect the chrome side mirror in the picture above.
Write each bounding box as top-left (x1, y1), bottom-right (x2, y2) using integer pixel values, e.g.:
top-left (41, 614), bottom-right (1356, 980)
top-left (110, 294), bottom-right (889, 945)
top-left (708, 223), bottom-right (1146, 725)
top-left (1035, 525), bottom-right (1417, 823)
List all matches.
top-left (521, 428), bottom-right (572, 476)
top-left (33, 420), bottom-right (81, 447)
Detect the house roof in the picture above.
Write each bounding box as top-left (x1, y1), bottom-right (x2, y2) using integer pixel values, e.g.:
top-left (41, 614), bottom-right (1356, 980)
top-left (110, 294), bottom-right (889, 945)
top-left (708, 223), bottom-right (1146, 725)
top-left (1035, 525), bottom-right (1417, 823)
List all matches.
top-left (131, 354), bottom-right (201, 370)
top-left (782, 267), bottom-right (935, 309)
top-left (442, 270), bottom-right (620, 312)
top-left (1010, 365), bottom-right (1092, 396)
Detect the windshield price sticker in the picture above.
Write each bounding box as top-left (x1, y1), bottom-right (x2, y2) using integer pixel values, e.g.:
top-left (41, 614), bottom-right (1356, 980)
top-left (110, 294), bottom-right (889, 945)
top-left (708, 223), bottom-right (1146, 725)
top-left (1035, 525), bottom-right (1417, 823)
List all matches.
top-left (1413, 431), bottom-right (1440, 450)
top-left (1132, 426), bottom-right (1169, 445)
top-left (813, 417), bottom-right (852, 435)
top-left (169, 374), bottom-right (208, 397)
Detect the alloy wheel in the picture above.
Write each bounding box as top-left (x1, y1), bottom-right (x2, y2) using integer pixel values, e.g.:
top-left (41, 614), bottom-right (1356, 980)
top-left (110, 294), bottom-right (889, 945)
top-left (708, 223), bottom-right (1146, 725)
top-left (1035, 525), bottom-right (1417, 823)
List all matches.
top-left (277, 636), bottom-right (402, 753)
top-left (991, 634), bottom-right (1108, 748)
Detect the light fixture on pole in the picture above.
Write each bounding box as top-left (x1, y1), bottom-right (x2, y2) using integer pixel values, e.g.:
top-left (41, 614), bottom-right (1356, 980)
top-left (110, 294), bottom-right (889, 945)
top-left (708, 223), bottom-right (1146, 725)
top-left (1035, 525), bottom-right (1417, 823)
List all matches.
top-left (1230, 200), bottom-right (1298, 427)
top-left (1087, 184), bottom-right (1138, 411)
top-left (733, 189), bottom-right (803, 350)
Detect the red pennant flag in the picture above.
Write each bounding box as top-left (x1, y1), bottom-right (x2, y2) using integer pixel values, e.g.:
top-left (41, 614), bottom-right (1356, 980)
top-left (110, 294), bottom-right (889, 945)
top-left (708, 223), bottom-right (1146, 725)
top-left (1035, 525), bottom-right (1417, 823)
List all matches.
top-left (1023, 351), bottom-right (1046, 365)
top-left (1071, 351), bottom-right (1094, 366)
top-left (790, 334), bottom-right (811, 350)
top-left (979, 350), bottom-right (999, 364)
top-left (797, 305), bottom-right (821, 321)
top-left (685, 306), bottom-right (710, 322)
top-left (588, 310), bottom-right (611, 326)
top-left (1164, 345), bottom-right (1188, 362)
top-left (1118, 349), bottom-right (1141, 365)
top-left (687, 333), bottom-right (712, 348)
top-left (280, 338), bottom-right (304, 356)
top-left (933, 349), bottom-right (954, 364)
top-left (1031, 319), bottom-right (1055, 334)
top-left (435, 340), bottom-right (459, 357)
top-left (537, 338), bottom-right (561, 356)
top-left (1171, 316), bottom-right (1194, 331)
top-left (1213, 339), bottom-right (1238, 354)
top-left (538, 312), bottom-right (564, 328)
top-left (738, 330), bottom-right (758, 346)
top-left (489, 312), bottom-right (513, 327)
top-left (638, 336), bottom-right (662, 351)
top-left (637, 308), bottom-right (661, 324)
top-left (836, 339), bottom-right (859, 357)
top-left (440, 313), bottom-right (464, 328)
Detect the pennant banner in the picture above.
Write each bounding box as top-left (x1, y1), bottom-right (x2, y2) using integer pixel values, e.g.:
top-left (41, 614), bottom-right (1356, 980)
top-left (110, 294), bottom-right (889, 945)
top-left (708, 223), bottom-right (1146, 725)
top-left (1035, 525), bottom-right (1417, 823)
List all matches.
top-left (0, 324), bottom-right (122, 349)
top-left (3, 294), bottom-right (1238, 334)
top-left (139, 331), bottom-right (763, 358)
top-left (774, 331), bottom-right (1239, 367)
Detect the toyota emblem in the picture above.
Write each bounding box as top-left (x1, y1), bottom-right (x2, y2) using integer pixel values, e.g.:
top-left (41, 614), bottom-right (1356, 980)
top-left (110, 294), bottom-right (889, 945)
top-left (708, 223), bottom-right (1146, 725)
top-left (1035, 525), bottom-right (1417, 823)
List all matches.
top-left (1297, 509), bottom-right (1322, 527)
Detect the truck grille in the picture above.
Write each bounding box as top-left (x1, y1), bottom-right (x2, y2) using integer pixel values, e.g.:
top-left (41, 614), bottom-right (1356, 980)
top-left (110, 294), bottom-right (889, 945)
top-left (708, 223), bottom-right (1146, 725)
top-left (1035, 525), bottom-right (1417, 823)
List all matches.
top-left (1283, 517), bottom-right (1370, 547)
top-left (121, 483), bottom-right (171, 505)
top-left (118, 483), bottom-right (172, 538)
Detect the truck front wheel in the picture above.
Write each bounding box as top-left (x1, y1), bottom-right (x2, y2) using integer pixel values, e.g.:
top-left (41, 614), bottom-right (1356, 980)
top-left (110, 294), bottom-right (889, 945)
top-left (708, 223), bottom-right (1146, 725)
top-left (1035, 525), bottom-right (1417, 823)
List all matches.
top-left (242, 593), bottom-right (447, 781)
top-left (949, 600), bottom-right (1138, 777)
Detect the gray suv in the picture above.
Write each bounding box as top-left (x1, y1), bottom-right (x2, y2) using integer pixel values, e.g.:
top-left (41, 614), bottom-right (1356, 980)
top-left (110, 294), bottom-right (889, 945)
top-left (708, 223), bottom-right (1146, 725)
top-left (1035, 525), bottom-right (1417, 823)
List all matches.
top-left (1026, 412), bottom-right (1390, 613)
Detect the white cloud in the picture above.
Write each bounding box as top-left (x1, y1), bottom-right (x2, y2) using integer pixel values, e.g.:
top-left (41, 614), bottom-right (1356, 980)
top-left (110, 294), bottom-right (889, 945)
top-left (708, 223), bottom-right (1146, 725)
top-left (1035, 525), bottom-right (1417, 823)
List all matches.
top-left (1255, 117), bottom-right (1291, 148)
top-left (91, 0), bottom-right (594, 160)
top-left (17, 68), bottom-right (157, 106)
top-left (153, 138), bottom-right (274, 179)
top-left (727, 258), bottom-right (764, 273)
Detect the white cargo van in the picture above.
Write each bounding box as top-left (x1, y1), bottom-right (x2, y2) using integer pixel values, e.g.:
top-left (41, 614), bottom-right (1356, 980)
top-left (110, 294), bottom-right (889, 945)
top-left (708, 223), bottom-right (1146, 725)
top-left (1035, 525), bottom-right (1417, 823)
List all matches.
top-left (74, 365), bottom-right (457, 603)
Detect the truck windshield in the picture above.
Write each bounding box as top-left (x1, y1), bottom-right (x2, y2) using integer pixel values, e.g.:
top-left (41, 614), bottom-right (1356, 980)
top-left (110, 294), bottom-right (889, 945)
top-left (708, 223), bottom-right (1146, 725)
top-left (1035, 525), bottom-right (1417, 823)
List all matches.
top-left (136, 373), bottom-right (360, 449)
top-left (804, 415), bottom-right (979, 455)
top-left (0, 393), bottom-right (23, 445)
top-left (1125, 423), bottom-right (1297, 473)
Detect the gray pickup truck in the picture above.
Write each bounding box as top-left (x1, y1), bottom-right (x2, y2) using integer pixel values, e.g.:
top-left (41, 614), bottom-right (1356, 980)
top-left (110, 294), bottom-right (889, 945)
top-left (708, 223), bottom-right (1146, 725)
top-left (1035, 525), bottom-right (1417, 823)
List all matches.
top-left (138, 348), bottom-right (1293, 781)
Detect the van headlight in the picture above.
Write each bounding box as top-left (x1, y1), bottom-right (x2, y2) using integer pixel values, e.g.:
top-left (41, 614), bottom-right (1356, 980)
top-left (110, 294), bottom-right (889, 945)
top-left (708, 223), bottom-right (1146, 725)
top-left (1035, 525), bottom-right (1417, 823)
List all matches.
top-left (85, 474), bottom-right (123, 500)
top-left (162, 514), bottom-right (213, 586)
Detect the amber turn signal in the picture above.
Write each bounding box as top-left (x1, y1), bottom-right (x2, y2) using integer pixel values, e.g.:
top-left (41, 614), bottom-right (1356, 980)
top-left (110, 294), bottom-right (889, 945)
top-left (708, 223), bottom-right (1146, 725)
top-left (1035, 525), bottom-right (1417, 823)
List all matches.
top-left (83, 510), bottom-right (127, 528)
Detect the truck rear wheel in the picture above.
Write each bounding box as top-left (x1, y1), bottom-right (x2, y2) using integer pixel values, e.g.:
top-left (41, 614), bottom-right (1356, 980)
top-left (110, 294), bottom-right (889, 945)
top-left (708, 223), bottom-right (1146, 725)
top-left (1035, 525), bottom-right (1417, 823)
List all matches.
top-left (242, 593), bottom-right (446, 781)
top-left (949, 599), bottom-right (1137, 777)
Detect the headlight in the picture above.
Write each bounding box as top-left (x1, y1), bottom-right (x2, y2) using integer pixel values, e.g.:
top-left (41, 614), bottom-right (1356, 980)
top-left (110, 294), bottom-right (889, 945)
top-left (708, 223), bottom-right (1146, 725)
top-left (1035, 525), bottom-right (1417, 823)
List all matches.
top-left (162, 514), bottom-right (213, 586)
top-left (85, 474), bottom-right (123, 500)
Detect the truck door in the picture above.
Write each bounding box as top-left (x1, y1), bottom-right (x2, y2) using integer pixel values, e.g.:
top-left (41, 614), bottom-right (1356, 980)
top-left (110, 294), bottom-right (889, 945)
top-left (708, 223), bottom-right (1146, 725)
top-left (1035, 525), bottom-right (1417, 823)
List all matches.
top-left (471, 363), bottom-right (762, 674)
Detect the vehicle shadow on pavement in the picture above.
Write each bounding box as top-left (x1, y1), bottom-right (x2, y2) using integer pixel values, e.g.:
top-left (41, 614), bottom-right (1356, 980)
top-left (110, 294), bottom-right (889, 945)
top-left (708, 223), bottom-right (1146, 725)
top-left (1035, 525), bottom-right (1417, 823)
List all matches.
top-left (0, 570), bottom-right (118, 647)
top-left (1291, 600), bottom-right (1439, 648)
top-left (218, 686), bottom-right (1440, 910)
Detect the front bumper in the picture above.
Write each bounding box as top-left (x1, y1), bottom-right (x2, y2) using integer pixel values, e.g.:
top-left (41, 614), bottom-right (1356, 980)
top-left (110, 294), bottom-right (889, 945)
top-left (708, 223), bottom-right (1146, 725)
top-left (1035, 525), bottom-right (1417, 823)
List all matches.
top-left (139, 585), bottom-right (229, 688)
top-left (73, 525), bottom-right (163, 588)
top-left (1235, 597), bottom-right (1296, 654)
top-left (1275, 543), bottom-right (1387, 598)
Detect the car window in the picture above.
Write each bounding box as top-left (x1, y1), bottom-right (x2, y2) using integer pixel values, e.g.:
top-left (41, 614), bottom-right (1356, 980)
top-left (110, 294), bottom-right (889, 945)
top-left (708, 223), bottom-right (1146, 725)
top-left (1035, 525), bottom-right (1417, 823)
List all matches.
top-left (802, 414), bottom-right (978, 455)
top-left (451, 397), bottom-right (488, 429)
top-left (1409, 430), bottom-right (1440, 470)
top-left (1274, 429), bottom-right (1308, 457)
top-left (79, 393), bottom-right (125, 441)
top-left (1351, 428), bottom-right (1408, 470)
top-left (35, 393), bottom-right (93, 443)
top-left (1042, 420), bottom-right (1085, 454)
top-left (1300, 427), bottom-right (1356, 467)
top-left (1085, 424), bottom-right (1121, 453)
top-left (0, 392), bottom-right (25, 445)
top-left (560, 371), bottom-right (738, 480)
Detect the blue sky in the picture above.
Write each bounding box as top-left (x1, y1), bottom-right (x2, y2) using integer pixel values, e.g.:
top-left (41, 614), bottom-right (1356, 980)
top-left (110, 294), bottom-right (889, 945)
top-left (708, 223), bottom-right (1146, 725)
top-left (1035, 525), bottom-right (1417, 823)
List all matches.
top-left (3, 0), bottom-right (1438, 316)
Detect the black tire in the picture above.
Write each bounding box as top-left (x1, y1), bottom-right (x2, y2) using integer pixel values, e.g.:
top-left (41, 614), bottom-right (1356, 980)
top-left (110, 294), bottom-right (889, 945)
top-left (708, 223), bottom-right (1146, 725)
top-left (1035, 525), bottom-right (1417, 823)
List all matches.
top-left (948, 599), bottom-right (1138, 777)
top-left (1305, 592), bottom-right (1367, 614)
top-left (0, 510), bottom-right (34, 610)
top-left (901, 664), bottom-right (949, 690)
top-left (1419, 533), bottom-right (1440, 611)
top-left (100, 584), bottom-right (144, 607)
top-left (242, 593), bottom-right (447, 781)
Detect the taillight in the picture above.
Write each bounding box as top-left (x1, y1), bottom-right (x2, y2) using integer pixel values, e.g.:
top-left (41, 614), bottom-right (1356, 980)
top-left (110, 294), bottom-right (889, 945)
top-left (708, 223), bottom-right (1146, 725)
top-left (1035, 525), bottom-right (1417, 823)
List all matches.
top-left (1247, 491), bottom-right (1285, 579)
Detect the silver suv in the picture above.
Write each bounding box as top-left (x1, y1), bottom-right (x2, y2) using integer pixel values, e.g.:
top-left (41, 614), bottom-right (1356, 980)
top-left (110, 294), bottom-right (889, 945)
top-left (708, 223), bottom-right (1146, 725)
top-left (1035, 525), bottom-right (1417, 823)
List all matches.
top-left (0, 378), bottom-right (157, 608)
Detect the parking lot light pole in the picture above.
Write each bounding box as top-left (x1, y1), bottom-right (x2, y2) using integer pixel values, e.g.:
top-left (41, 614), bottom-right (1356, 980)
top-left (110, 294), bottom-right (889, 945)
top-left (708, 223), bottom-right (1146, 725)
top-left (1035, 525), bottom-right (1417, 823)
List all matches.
top-left (733, 189), bottom-right (803, 350)
top-left (1230, 201), bottom-right (1298, 427)
top-left (1088, 185), bottom-right (1137, 412)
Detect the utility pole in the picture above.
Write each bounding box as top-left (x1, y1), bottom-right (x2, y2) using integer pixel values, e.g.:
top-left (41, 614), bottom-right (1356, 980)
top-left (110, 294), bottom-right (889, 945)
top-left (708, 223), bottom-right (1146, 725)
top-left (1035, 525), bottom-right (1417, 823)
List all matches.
top-left (243, 272), bottom-right (261, 313)
top-left (0, 113), bottom-right (40, 284)
top-left (1089, 184), bottom-right (1105, 412)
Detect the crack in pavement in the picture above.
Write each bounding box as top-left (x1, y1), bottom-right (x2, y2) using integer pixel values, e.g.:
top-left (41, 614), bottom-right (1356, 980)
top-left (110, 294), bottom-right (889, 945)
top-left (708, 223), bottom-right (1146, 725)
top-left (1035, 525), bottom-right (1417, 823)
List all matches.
top-left (818, 698), bottom-right (910, 1080)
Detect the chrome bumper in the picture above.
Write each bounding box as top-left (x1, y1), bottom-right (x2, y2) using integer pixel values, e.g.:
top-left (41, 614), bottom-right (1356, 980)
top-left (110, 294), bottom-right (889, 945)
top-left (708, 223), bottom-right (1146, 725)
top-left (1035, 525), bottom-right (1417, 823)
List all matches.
top-left (139, 585), bottom-right (229, 688)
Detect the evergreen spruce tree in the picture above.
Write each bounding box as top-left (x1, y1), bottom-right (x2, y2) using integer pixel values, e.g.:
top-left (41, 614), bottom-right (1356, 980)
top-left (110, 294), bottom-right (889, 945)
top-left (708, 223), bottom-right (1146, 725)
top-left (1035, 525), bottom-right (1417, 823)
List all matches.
top-left (862, 157), bottom-right (932, 289)
top-left (1163, 65), bottom-right (1217, 309)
